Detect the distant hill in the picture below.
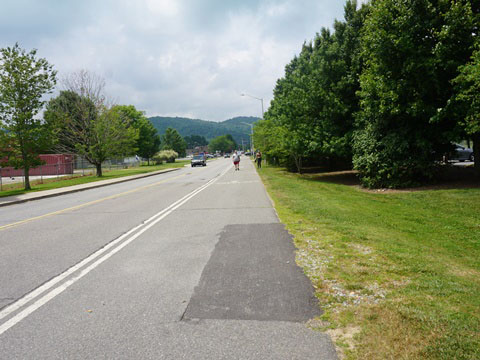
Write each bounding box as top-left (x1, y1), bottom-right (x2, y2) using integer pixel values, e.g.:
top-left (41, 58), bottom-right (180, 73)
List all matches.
top-left (148, 116), bottom-right (259, 146)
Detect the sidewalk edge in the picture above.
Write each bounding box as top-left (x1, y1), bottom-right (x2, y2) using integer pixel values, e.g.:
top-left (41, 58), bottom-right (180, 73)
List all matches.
top-left (0, 168), bottom-right (181, 208)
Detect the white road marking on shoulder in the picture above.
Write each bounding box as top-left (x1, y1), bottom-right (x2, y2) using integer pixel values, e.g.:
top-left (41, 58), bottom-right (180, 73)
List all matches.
top-left (216, 180), bottom-right (260, 185)
top-left (0, 165), bottom-right (231, 336)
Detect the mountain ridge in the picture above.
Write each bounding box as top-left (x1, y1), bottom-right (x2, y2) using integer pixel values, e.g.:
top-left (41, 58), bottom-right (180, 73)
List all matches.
top-left (148, 116), bottom-right (259, 145)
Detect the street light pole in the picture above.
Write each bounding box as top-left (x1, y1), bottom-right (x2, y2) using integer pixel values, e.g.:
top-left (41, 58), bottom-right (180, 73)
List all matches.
top-left (241, 93), bottom-right (264, 119)
top-left (241, 93), bottom-right (264, 154)
top-left (241, 122), bottom-right (254, 154)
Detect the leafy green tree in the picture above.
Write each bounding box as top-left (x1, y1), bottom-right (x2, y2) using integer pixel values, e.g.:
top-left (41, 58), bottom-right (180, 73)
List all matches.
top-left (224, 134), bottom-right (237, 150)
top-left (112, 105), bottom-right (160, 165)
top-left (430, 1), bottom-right (480, 156)
top-left (453, 43), bottom-right (480, 177)
top-left (76, 106), bottom-right (138, 176)
top-left (308, 1), bottom-right (368, 167)
top-left (44, 71), bottom-right (138, 176)
top-left (252, 117), bottom-right (288, 165)
top-left (44, 90), bottom-right (97, 154)
top-left (254, 1), bottom-right (368, 173)
top-left (263, 46), bottom-right (319, 173)
top-left (184, 135), bottom-right (208, 148)
top-left (354, 0), bottom-right (478, 188)
top-left (0, 44), bottom-right (57, 190)
top-left (136, 119), bottom-right (160, 164)
top-left (162, 127), bottom-right (186, 157)
top-left (208, 134), bottom-right (237, 153)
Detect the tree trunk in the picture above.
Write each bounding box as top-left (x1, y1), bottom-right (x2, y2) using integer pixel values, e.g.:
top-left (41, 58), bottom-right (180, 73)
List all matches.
top-left (147, 158), bottom-right (150, 166)
top-left (96, 163), bottom-right (103, 177)
top-left (294, 154), bottom-right (303, 174)
top-left (24, 166), bottom-right (31, 190)
top-left (21, 151), bottom-right (31, 190)
top-left (473, 133), bottom-right (480, 179)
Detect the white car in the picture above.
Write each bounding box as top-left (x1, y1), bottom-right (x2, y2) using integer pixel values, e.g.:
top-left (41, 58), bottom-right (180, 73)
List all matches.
top-left (191, 155), bottom-right (206, 167)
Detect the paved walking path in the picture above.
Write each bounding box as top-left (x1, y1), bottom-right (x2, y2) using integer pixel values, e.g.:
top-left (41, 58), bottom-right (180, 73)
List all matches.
top-left (0, 157), bottom-right (338, 359)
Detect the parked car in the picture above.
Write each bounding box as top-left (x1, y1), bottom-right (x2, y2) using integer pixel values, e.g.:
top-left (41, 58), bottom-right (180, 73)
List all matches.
top-left (451, 144), bottom-right (474, 162)
top-left (191, 155), bottom-right (207, 167)
top-left (224, 153), bottom-right (230, 158)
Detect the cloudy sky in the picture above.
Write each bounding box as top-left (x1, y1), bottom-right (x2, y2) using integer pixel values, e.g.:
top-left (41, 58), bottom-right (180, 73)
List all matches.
top-left (1, 0), bottom-right (355, 121)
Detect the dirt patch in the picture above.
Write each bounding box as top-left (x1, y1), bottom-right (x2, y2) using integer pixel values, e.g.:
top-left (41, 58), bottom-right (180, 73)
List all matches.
top-left (302, 170), bottom-right (360, 186)
top-left (348, 243), bottom-right (373, 255)
top-left (326, 326), bottom-right (361, 359)
top-left (449, 265), bottom-right (480, 281)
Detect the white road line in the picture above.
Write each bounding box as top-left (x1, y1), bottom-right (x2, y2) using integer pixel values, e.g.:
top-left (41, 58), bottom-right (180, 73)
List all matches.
top-left (0, 165), bottom-right (230, 336)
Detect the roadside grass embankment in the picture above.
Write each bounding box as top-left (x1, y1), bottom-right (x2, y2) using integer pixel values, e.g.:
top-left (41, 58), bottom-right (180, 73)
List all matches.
top-left (0, 161), bottom-right (188, 198)
top-left (257, 166), bottom-right (480, 360)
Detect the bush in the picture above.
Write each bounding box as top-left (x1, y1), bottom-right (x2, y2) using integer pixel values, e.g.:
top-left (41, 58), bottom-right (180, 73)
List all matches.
top-left (152, 150), bottom-right (178, 164)
top-left (352, 125), bottom-right (436, 188)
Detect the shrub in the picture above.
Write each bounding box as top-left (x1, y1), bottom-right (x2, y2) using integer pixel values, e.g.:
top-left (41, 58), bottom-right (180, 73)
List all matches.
top-left (152, 150), bottom-right (178, 164)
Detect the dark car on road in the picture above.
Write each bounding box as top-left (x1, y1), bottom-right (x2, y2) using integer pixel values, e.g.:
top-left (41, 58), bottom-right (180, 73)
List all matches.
top-left (451, 144), bottom-right (474, 162)
top-left (191, 155), bottom-right (207, 167)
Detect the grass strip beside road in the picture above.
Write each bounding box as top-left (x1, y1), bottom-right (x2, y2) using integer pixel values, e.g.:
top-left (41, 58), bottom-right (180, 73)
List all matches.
top-left (0, 161), bottom-right (189, 198)
top-left (257, 166), bottom-right (480, 360)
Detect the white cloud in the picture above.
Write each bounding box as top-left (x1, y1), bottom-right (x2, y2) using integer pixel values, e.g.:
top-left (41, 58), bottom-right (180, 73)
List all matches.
top-left (0, 0), bottom-right (348, 121)
top-left (145, 0), bottom-right (180, 16)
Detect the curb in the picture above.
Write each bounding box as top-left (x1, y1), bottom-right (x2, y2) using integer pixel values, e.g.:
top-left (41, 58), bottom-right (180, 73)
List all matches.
top-left (0, 167), bottom-right (181, 208)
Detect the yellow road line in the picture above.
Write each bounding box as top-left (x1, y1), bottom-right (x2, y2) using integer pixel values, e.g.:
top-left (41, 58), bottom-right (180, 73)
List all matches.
top-left (0, 173), bottom-right (187, 232)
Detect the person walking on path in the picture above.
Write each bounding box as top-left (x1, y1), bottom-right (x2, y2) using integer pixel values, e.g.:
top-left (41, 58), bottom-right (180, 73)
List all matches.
top-left (256, 150), bottom-right (262, 169)
top-left (233, 150), bottom-right (241, 171)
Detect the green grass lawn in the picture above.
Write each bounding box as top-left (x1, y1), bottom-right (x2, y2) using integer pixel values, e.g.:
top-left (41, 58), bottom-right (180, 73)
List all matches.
top-left (257, 166), bottom-right (480, 360)
top-left (0, 161), bottom-right (188, 198)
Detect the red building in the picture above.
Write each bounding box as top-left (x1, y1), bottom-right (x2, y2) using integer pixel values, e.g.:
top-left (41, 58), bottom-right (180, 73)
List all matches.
top-left (0, 154), bottom-right (74, 177)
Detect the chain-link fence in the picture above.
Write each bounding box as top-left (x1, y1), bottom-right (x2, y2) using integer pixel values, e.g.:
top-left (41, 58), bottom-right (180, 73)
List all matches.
top-left (74, 157), bottom-right (142, 175)
top-left (0, 156), bottom-right (142, 191)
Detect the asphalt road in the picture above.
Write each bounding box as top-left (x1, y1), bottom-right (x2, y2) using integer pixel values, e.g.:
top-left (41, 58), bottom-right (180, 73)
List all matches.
top-left (0, 157), bottom-right (337, 359)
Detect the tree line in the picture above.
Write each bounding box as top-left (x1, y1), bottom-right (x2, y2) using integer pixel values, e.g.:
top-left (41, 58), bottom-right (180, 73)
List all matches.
top-left (0, 44), bottom-right (242, 190)
top-left (0, 45), bottom-right (188, 189)
top-left (149, 116), bottom-right (257, 146)
top-left (253, 0), bottom-right (480, 188)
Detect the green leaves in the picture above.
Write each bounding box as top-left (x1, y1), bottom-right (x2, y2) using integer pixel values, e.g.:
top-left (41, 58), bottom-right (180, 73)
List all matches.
top-left (453, 42), bottom-right (480, 176)
top-left (44, 85), bottom-right (140, 176)
top-left (454, 45), bottom-right (480, 136)
top-left (255, 0), bottom-right (367, 173)
top-left (0, 43), bottom-right (57, 189)
top-left (88, 106), bottom-right (138, 162)
top-left (184, 135), bottom-right (208, 148)
top-left (111, 105), bottom-right (161, 162)
top-left (161, 127), bottom-right (187, 157)
top-left (354, 0), bottom-right (479, 187)
top-left (256, 0), bottom-right (479, 186)
top-left (208, 134), bottom-right (236, 153)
